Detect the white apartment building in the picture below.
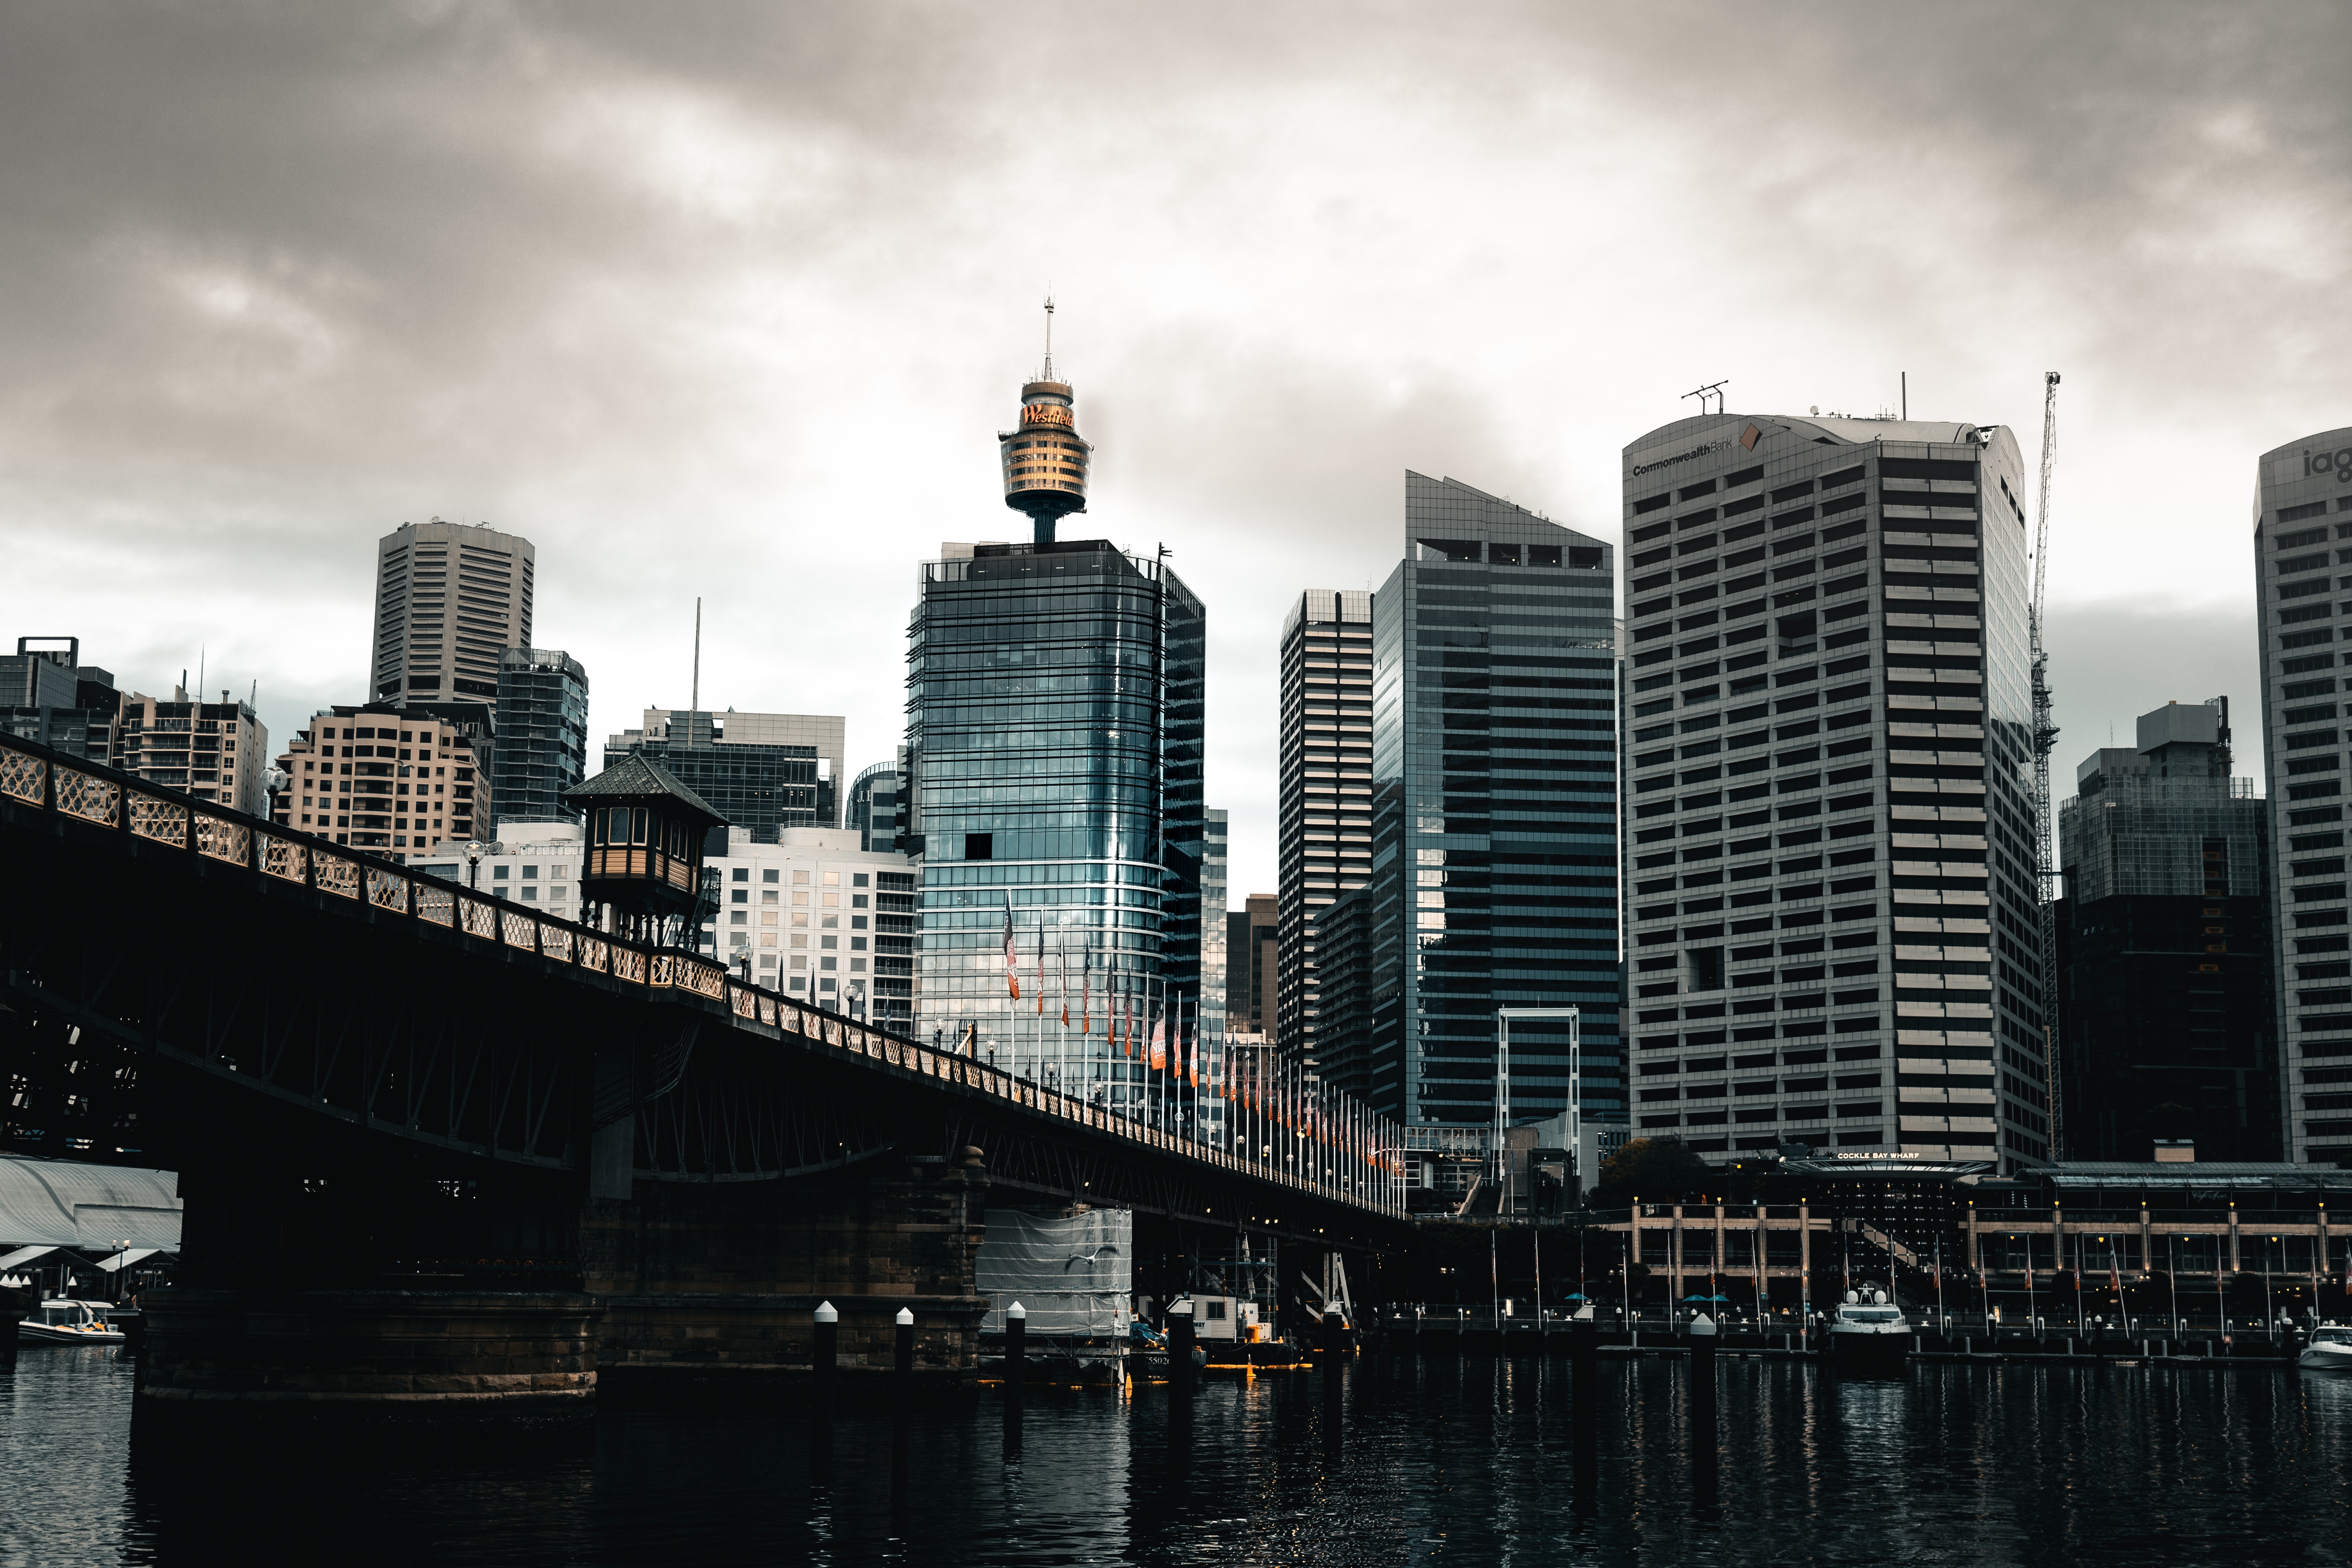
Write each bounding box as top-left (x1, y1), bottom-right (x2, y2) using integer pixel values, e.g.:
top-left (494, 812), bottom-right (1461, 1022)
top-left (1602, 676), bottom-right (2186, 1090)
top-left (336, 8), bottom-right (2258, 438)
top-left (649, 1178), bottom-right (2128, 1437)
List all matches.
top-left (698, 827), bottom-right (916, 1029)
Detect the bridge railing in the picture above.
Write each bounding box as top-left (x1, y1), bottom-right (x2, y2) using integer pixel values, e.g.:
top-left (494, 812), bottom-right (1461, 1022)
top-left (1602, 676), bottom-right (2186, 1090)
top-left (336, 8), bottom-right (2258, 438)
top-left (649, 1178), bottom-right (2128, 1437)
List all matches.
top-left (0, 732), bottom-right (1409, 1219)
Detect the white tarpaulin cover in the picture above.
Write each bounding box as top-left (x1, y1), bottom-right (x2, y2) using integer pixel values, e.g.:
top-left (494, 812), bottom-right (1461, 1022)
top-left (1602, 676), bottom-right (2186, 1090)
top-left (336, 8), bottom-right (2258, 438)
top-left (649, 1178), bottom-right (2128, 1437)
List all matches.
top-left (0, 1153), bottom-right (182, 1252)
top-left (976, 1209), bottom-right (1133, 1337)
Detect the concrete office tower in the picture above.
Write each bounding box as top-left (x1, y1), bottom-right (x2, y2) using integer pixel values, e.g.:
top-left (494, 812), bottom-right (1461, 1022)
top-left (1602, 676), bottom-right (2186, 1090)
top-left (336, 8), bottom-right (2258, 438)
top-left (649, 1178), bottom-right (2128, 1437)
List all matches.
top-left (605, 709), bottom-right (845, 840)
top-left (1325, 473), bottom-right (1619, 1130)
top-left (905, 536), bottom-right (1206, 1089)
top-left (1621, 412), bottom-right (2046, 1168)
top-left (0, 636), bottom-right (120, 764)
top-left (492, 649), bottom-right (589, 827)
top-left (2252, 425), bottom-right (2352, 1166)
top-left (1199, 809), bottom-right (1230, 1050)
top-left (2056, 699), bottom-right (2275, 1161)
top-left (116, 687), bottom-right (270, 817)
top-left (369, 520), bottom-right (536, 708)
top-left (270, 704), bottom-right (487, 854)
top-left (1225, 892), bottom-right (1277, 1042)
top-left (694, 827), bottom-right (919, 1026)
top-left (1276, 590), bottom-right (1374, 1065)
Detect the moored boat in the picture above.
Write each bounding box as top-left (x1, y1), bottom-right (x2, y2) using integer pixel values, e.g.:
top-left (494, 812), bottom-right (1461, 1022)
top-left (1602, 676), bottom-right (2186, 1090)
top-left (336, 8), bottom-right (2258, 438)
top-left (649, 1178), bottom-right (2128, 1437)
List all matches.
top-left (17, 1299), bottom-right (125, 1346)
top-left (1827, 1288), bottom-right (1911, 1373)
top-left (2299, 1324), bottom-right (2352, 1371)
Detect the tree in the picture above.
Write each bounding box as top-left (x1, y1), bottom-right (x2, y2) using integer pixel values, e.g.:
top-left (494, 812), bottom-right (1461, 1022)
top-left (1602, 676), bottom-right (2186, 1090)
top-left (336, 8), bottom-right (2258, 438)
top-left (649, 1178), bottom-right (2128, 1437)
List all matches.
top-left (1591, 1137), bottom-right (1716, 1206)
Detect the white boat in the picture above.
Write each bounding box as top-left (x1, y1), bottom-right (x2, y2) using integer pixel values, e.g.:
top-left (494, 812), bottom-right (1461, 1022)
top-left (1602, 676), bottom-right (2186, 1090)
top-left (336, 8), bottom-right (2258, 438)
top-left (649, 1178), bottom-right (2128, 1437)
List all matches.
top-left (2300, 1324), bottom-right (2352, 1371)
top-left (1827, 1288), bottom-right (1912, 1373)
top-left (17, 1299), bottom-right (125, 1345)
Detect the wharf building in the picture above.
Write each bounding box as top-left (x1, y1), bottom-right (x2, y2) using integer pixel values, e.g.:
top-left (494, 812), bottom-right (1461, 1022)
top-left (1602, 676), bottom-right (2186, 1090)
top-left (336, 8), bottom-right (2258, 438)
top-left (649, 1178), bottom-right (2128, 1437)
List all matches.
top-left (906, 359), bottom-right (1206, 1097)
top-left (1276, 590), bottom-right (1375, 1064)
top-left (1618, 413), bottom-right (2049, 1168)
top-left (604, 708), bottom-right (843, 842)
top-left (2056, 699), bottom-right (2275, 1161)
top-left (368, 520), bottom-right (535, 709)
top-left (1314, 473), bottom-right (1621, 1135)
top-left (490, 648), bottom-right (589, 825)
top-left (2252, 424), bottom-right (2352, 1167)
top-left (269, 704), bottom-right (488, 854)
top-left (693, 826), bottom-right (918, 1027)
top-left (1, 636), bottom-right (119, 767)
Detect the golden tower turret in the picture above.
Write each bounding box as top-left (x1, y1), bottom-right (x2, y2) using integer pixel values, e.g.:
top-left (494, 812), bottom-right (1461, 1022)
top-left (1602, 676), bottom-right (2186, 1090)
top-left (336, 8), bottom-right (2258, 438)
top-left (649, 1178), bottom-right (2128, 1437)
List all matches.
top-left (998, 299), bottom-right (1092, 543)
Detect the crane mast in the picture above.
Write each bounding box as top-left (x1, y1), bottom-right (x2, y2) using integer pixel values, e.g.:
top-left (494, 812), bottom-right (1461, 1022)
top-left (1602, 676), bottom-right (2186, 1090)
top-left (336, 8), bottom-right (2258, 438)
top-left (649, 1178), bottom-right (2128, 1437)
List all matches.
top-left (2030, 372), bottom-right (2061, 1160)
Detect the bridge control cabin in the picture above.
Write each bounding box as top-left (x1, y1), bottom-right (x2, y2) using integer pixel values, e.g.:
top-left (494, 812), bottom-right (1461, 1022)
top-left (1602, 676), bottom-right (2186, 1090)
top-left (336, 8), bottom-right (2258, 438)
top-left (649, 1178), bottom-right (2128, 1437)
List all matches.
top-left (565, 752), bottom-right (729, 946)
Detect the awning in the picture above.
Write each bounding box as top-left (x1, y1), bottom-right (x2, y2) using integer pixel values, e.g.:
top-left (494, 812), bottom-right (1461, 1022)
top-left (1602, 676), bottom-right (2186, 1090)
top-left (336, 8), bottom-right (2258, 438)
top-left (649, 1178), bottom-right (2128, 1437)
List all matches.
top-left (96, 1248), bottom-right (162, 1273)
top-left (0, 1245), bottom-right (56, 1271)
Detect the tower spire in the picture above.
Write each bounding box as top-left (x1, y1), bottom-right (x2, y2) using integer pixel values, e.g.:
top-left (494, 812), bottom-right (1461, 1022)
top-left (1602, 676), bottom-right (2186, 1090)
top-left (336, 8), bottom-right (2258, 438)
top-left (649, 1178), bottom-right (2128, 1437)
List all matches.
top-left (1041, 295), bottom-right (1055, 382)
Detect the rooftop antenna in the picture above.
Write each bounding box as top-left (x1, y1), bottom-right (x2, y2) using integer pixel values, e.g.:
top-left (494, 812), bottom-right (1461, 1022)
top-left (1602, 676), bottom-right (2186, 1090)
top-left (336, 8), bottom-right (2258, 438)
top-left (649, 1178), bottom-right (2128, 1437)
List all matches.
top-left (1041, 294), bottom-right (1056, 382)
top-left (690, 597), bottom-right (702, 725)
top-left (196, 644), bottom-right (205, 701)
top-left (1682, 380), bottom-right (1728, 416)
top-left (1901, 371), bottom-right (1908, 421)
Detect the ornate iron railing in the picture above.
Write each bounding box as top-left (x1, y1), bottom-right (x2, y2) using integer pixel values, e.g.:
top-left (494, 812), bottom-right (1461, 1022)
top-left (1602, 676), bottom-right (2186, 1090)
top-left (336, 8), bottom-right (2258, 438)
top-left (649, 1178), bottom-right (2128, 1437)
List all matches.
top-left (0, 731), bottom-right (1409, 1217)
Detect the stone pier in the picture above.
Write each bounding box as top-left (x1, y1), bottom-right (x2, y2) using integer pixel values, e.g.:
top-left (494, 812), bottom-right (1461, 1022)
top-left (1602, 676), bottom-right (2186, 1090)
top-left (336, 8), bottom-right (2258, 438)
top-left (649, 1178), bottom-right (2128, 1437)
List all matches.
top-left (584, 1147), bottom-right (990, 1404)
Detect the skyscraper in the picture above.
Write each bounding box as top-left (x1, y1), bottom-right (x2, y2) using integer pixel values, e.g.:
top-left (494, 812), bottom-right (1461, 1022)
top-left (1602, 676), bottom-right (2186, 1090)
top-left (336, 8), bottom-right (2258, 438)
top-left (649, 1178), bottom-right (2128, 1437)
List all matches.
top-left (369, 521), bottom-right (535, 709)
top-left (2252, 425), bottom-right (2352, 1167)
top-left (1620, 412), bottom-right (2047, 1168)
top-left (907, 361), bottom-right (1205, 1099)
top-left (2056, 699), bottom-right (2275, 1160)
top-left (491, 648), bottom-right (589, 827)
top-left (1276, 589), bottom-right (1375, 1065)
top-left (1343, 473), bottom-right (1620, 1131)
top-left (604, 708), bottom-right (843, 842)
top-left (1227, 894), bottom-right (1277, 1038)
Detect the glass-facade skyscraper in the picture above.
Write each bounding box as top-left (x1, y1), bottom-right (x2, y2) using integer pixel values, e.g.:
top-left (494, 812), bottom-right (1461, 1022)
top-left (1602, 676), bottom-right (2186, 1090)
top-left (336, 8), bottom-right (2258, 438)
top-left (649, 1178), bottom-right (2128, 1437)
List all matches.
top-left (1319, 472), bottom-right (1620, 1129)
top-left (491, 647), bottom-right (588, 826)
top-left (906, 538), bottom-right (1206, 1099)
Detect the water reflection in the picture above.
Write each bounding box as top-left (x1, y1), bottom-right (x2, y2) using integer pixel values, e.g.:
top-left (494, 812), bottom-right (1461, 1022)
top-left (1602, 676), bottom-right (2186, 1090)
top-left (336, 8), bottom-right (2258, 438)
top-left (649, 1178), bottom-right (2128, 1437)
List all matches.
top-left (3, 1343), bottom-right (2351, 1564)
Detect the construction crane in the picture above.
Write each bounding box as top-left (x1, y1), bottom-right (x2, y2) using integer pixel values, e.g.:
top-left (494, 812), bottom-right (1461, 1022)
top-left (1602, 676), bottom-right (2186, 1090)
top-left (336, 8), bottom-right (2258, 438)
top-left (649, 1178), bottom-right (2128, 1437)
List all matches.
top-left (2030, 372), bottom-right (2062, 1160)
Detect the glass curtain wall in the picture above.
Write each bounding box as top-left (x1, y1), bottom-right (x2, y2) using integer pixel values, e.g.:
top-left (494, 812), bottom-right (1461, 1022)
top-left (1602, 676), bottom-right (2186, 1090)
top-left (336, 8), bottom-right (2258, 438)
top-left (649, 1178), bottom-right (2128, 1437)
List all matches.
top-left (1373, 472), bottom-right (1622, 1128)
top-left (907, 540), bottom-right (1207, 1126)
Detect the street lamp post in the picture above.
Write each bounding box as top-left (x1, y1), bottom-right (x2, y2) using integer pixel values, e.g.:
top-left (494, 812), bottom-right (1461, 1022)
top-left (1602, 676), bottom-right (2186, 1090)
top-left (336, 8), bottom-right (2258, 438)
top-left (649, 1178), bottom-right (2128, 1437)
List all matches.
top-left (465, 839), bottom-right (485, 890)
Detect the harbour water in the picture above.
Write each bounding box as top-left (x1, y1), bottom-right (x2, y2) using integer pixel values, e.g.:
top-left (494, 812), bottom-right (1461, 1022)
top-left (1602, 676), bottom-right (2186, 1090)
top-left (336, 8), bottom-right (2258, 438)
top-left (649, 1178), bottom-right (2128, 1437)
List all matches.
top-left (5, 1345), bottom-right (2351, 1565)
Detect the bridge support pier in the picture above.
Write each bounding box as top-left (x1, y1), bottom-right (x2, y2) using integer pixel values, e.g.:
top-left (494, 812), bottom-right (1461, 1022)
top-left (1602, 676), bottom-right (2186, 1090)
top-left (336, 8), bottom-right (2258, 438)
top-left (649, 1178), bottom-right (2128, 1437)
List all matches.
top-left (584, 1147), bottom-right (989, 1405)
top-left (133, 1289), bottom-right (602, 1426)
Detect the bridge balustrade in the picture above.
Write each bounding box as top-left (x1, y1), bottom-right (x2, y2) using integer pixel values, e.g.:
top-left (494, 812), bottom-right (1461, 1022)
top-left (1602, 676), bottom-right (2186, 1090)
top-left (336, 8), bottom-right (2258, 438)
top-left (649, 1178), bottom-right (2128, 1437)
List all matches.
top-left (2, 732), bottom-right (1409, 1217)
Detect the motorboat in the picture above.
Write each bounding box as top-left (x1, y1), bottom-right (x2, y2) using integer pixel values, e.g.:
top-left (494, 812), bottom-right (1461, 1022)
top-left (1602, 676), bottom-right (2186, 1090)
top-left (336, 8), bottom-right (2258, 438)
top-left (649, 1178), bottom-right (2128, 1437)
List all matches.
top-left (2300, 1324), bottom-right (2352, 1371)
top-left (1827, 1287), bottom-right (1912, 1373)
top-left (17, 1299), bottom-right (125, 1345)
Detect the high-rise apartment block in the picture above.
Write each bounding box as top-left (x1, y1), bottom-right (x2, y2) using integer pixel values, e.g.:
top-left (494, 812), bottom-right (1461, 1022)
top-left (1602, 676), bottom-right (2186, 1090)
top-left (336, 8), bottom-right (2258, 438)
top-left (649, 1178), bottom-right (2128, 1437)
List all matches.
top-left (271, 704), bottom-right (489, 853)
top-left (1620, 413), bottom-right (2048, 1167)
top-left (1276, 590), bottom-right (1374, 1061)
top-left (2252, 425), bottom-right (2352, 1167)
top-left (605, 709), bottom-right (844, 842)
top-left (695, 826), bottom-right (918, 1026)
top-left (117, 689), bottom-right (271, 816)
top-left (491, 648), bottom-right (589, 826)
top-left (1316, 473), bottom-right (1620, 1132)
top-left (369, 521), bottom-right (535, 708)
top-left (2056, 699), bottom-right (2275, 1160)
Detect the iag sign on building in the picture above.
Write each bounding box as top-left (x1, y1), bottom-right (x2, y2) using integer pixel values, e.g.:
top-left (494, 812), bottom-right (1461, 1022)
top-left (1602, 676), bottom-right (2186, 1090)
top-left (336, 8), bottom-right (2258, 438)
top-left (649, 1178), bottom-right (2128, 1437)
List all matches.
top-left (2254, 425), bottom-right (2352, 1167)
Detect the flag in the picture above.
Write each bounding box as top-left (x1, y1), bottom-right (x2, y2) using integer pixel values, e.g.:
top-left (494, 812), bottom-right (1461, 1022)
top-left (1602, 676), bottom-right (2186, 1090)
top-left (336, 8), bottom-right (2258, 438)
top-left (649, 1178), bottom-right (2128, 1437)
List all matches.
top-left (1059, 936), bottom-right (1070, 1028)
top-left (1002, 892), bottom-right (1019, 1001)
top-left (1080, 944), bottom-right (1092, 1034)
top-left (1035, 919), bottom-right (1046, 1016)
top-left (1150, 992), bottom-right (1166, 1071)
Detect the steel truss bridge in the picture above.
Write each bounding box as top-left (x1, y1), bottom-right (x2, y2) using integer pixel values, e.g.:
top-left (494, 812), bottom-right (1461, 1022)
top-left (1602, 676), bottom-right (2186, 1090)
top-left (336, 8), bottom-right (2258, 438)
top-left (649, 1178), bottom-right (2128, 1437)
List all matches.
top-left (0, 733), bottom-right (1406, 1252)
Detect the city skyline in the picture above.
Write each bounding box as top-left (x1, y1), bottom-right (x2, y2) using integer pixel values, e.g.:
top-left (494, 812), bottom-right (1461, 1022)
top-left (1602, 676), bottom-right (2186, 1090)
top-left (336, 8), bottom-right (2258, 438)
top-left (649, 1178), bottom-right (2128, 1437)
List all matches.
top-left (0, 5), bottom-right (2332, 903)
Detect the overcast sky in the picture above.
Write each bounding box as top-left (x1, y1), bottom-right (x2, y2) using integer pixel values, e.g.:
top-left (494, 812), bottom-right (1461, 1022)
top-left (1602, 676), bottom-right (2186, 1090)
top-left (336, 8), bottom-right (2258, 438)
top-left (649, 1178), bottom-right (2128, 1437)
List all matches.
top-left (3, 2), bottom-right (2346, 896)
